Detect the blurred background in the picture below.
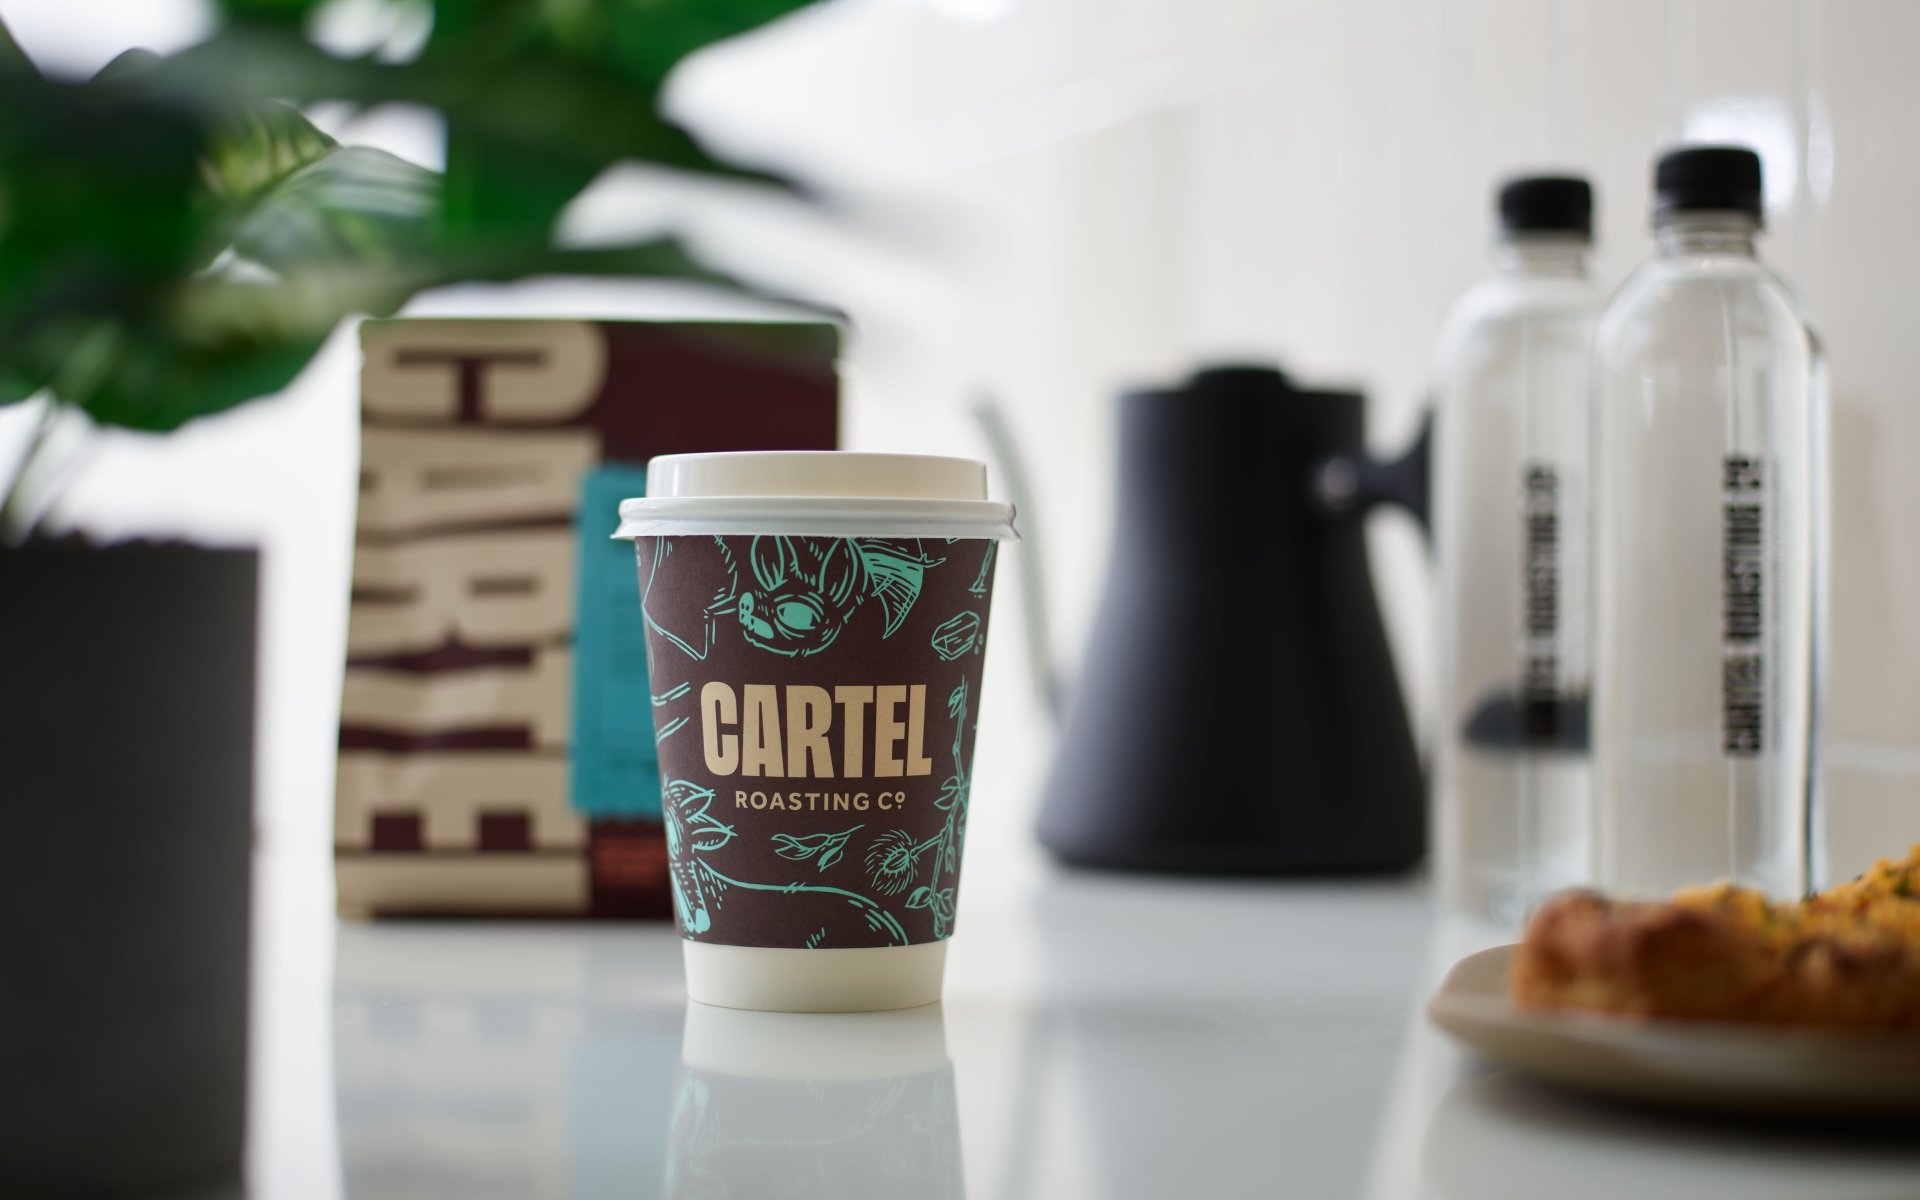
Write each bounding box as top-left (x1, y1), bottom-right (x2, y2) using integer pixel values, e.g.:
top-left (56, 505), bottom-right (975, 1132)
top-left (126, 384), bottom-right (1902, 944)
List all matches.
top-left (11, 0), bottom-right (1913, 894)
top-left (2, 0), bottom-right (1917, 1194)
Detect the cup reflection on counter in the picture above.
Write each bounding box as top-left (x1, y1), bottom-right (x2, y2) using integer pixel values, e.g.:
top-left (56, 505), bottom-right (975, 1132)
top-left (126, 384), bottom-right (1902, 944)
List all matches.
top-left (662, 1003), bottom-right (966, 1199)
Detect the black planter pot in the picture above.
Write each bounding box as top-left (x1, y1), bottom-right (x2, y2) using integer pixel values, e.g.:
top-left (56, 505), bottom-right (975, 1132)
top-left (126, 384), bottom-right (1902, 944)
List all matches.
top-left (0, 541), bottom-right (256, 1196)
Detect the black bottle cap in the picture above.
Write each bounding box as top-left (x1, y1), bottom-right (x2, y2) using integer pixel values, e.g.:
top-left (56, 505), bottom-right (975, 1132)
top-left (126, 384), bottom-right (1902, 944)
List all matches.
top-left (1654, 145), bottom-right (1763, 222)
top-left (1497, 175), bottom-right (1593, 237)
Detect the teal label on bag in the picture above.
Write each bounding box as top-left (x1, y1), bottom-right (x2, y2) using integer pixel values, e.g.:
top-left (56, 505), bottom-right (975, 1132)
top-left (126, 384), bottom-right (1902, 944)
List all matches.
top-left (572, 464), bottom-right (663, 819)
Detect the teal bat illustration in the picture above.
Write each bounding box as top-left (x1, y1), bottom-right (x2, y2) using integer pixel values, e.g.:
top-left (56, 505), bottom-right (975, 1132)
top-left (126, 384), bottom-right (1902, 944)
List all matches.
top-left (736, 536), bottom-right (943, 658)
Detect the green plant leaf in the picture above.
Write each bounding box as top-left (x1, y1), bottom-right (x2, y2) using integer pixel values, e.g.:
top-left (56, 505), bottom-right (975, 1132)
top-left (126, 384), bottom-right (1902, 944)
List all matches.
top-left (66, 320), bottom-right (328, 432)
top-left (201, 93), bottom-right (341, 204)
top-left (232, 144), bottom-right (438, 271)
top-left (106, 234), bottom-right (750, 434)
top-left (439, 131), bottom-right (599, 247)
top-left (0, 74), bottom-right (204, 291)
top-left (172, 7), bottom-right (819, 252)
top-left (30, 218), bottom-right (431, 432)
top-left (0, 71), bottom-right (205, 418)
top-left (0, 13), bottom-right (35, 76)
top-left (91, 45), bottom-right (396, 273)
top-left (0, 0), bottom-right (829, 434)
top-left (0, 46), bottom-right (424, 429)
top-left (214, 0), bottom-right (321, 24)
top-left (91, 46), bottom-right (167, 85)
top-left (419, 0), bottom-right (817, 96)
top-left (0, 371), bottom-right (42, 407)
top-left (90, 48), bottom-right (339, 207)
top-left (424, 0), bottom-right (816, 244)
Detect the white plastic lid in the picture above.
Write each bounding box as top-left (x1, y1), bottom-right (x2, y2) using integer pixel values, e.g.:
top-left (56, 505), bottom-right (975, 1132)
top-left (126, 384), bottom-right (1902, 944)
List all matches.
top-left (614, 451), bottom-right (1018, 540)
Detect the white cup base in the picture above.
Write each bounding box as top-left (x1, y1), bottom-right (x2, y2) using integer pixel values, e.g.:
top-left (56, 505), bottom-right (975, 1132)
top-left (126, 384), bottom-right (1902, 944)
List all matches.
top-left (683, 940), bottom-right (948, 1012)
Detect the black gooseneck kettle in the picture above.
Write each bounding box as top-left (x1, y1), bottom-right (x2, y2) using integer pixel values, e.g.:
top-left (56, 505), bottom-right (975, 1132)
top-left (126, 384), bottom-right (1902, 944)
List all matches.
top-left (1036, 364), bottom-right (1429, 874)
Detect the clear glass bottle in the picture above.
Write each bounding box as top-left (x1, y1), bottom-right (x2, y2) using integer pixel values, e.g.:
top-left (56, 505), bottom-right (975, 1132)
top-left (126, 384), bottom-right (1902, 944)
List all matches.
top-left (1591, 146), bottom-right (1825, 899)
top-left (1434, 176), bottom-right (1600, 926)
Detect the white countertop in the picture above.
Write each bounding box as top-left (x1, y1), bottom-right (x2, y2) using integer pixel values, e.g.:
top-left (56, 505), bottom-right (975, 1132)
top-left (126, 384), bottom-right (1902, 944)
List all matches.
top-left (313, 872), bottom-right (1920, 1199)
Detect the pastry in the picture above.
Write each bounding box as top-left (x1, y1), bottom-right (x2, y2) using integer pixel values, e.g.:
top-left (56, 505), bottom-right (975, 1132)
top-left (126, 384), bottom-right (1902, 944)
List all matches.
top-left (1511, 846), bottom-right (1920, 1030)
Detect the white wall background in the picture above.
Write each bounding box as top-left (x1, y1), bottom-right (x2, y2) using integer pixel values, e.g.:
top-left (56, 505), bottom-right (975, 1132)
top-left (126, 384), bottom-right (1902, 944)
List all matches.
top-left (6, 0), bottom-right (1917, 968)
top-left (14, 0), bottom-right (1914, 893)
top-left (677, 0), bottom-right (1920, 883)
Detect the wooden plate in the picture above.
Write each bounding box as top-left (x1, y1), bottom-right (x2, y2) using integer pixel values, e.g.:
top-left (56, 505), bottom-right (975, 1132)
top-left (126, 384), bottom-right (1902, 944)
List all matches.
top-left (1428, 945), bottom-right (1920, 1113)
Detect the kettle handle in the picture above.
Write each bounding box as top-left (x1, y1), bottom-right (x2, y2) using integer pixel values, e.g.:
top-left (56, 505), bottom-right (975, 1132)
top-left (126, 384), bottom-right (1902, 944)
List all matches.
top-left (1310, 404), bottom-right (1433, 537)
top-left (971, 395), bottom-right (1066, 719)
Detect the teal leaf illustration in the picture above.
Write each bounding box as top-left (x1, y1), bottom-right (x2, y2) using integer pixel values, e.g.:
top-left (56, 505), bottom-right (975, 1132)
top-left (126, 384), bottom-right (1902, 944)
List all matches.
top-left (770, 826), bottom-right (861, 873)
top-left (931, 887), bottom-right (956, 938)
top-left (935, 775), bottom-right (966, 811)
top-left (907, 885), bottom-right (956, 937)
top-left (664, 778), bottom-right (713, 813)
top-left (948, 679), bottom-right (968, 719)
top-left (930, 611), bottom-right (981, 661)
top-left (771, 833), bottom-right (812, 860)
top-left (664, 779), bottom-right (733, 853)
top-left (690, 824), bottom-right (733, 853)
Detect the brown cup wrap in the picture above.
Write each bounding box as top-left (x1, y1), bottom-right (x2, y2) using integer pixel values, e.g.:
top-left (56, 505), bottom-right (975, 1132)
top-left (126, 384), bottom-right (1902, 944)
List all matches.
top-left (634, 534), bottom-right (998, 949)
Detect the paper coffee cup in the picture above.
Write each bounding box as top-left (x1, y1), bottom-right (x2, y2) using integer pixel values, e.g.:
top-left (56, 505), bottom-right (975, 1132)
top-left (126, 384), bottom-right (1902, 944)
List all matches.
top-left (614, 452), bottom-right (1017, 1011)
